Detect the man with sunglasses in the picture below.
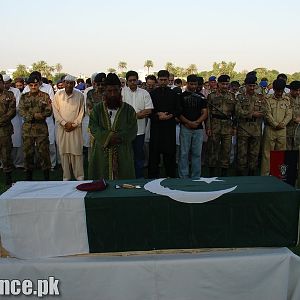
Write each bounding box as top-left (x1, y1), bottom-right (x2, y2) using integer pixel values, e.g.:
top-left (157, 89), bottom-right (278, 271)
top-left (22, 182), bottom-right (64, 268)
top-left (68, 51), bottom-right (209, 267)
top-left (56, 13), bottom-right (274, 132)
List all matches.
top-left (235, 75), bottom-right (264, 176)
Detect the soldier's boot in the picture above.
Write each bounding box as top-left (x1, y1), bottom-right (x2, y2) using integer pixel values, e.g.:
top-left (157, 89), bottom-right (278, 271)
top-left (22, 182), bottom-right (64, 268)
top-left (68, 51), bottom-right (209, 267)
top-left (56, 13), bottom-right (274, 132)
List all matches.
top-left (209, 167), bottom-right (216, 177)
top-left (43, 170), bottom-right (50, 181)
top-left (25, 170), bottom-right (33, 181)
top-left (221, 168), bottom-right (228, 177)
top-left (5, 172), bottom-right (12, 187)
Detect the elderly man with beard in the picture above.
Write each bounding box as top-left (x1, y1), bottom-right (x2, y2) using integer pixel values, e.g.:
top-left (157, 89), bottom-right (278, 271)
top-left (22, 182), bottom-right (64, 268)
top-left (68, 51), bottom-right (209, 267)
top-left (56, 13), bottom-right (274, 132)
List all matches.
top-left (88, 73), bottom-right (137, 180)
top-left (52, 75), bottom-right (85, 181)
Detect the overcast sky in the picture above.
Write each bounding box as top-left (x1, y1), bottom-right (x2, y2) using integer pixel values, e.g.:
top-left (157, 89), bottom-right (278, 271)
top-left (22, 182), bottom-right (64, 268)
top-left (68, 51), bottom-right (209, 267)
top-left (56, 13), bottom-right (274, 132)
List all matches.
top-left (1, 0), bottom-right (299, 77)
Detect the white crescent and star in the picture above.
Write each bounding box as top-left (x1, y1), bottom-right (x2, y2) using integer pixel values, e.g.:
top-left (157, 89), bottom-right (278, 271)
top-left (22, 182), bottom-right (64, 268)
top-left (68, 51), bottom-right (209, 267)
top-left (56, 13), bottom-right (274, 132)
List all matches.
top-left (144, 178), bottom-right (237, 204)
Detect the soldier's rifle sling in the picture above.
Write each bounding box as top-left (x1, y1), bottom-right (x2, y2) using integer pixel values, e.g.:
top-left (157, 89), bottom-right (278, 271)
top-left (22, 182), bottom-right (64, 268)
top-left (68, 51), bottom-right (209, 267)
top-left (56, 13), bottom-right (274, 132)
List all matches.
top-left (203, 96), bottom-right (254, 137)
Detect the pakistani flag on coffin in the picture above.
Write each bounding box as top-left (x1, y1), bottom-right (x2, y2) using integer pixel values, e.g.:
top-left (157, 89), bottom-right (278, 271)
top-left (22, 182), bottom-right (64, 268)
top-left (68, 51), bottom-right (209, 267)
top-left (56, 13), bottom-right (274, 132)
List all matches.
top-left (0, 178), bottom-right (299, 259)
top-left (84, 176), bottom-right (300, 253)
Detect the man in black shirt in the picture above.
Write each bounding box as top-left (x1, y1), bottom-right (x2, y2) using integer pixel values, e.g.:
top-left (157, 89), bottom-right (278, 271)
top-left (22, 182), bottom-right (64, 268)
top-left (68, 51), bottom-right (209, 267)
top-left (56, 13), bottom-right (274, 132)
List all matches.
top-left (149, 70), bottom-right (181, 178)
top-left (178, 75), bottom-right (208, 178)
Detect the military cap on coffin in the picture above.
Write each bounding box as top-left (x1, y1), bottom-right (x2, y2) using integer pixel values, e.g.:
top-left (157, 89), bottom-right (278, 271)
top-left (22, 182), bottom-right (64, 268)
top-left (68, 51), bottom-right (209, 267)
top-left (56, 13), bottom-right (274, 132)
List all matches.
top-left (76, 179), bottom-right (108, 192)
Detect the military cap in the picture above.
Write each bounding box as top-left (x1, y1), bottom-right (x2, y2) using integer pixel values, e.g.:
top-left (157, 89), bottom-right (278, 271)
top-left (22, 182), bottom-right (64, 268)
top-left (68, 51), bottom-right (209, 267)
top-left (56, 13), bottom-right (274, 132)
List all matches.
top-left (27, 75), bottom-right (40, 84)
top-left (76, 179), bottom-right (107, 192)
top-left (197, 76), bottom-right (204, 85)
top-left (245, 75), bottom-right (257, 85)
top-left (3, 75), bottom-right (12, 82)
top-left (259, 80), bottom-right (268, 88)
top-left (209, 75), bottom-right (216, 82)
top-left (289, 81), bottom-right (300, 90)
top-left (273, 79), bottom-right (286, 91)
top-left (105, 73), bottom-right (121, 86)
top-left (246, 71), bottom-right (257, 78)
top-left (218, 75), bottom-right (230, 83)
top-left (94, 73), bottom-right (106, 83)
top-left (187, 74), bottom-right (198, 82)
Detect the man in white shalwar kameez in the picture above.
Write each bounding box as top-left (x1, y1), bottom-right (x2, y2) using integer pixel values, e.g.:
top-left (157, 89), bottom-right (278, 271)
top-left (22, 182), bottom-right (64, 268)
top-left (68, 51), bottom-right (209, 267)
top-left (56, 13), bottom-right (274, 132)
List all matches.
top-left (52, 75), bottom-right (84, 180)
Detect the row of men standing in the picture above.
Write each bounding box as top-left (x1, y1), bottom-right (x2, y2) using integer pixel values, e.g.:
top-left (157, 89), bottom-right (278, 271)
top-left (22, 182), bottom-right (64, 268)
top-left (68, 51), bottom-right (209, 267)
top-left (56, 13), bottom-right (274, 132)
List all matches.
top-left (1, 70), bottom-right (300, 185)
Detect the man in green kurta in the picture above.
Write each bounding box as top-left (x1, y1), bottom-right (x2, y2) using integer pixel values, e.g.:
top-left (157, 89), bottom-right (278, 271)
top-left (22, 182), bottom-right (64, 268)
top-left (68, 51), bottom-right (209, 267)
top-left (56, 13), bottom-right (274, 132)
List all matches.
top-left (88, 73), bottom-right (137, 180)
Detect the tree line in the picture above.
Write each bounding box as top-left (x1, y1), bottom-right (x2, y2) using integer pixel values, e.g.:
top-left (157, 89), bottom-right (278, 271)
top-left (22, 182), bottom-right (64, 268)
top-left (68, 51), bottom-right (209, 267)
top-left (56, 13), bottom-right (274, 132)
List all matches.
top-left (2, 60), bottom-right (300, 83)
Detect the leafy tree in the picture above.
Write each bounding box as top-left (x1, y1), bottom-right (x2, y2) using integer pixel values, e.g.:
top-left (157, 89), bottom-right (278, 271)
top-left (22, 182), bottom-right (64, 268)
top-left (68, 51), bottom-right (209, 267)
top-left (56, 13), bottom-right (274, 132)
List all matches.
top-left (12, 64), bottom-right (30, 79)
top-left (185, 64), bottom-right (198, 75)
top-left (118, 61), bottom-right (127, 73)
top-left (144, 60), bottom-right (154, 75)
top-left (31, 60), bottom-right (55, 78)
top-left (0, 70), bottom-right (6, 75)
top-left (52, 73), bottom-right (66, 84)
top-left (107, 68), bottom-right (117, 73)
top-left (55, 63), bottom-right (63, 73)
top-left (212, 61), bottom-right (236, 77)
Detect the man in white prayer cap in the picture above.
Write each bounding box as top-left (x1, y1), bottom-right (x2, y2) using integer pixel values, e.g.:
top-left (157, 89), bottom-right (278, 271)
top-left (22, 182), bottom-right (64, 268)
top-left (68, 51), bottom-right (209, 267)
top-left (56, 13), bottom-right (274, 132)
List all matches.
top-left (52, 75), bottom-right (85, 180)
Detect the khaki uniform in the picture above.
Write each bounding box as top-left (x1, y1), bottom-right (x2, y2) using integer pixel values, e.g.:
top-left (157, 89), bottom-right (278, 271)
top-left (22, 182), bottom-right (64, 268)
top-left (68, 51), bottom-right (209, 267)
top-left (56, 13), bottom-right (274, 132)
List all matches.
top-left (0, 90), bottom-right (16, 173)
top-left (286, 94), bottom-right (300, 150)
top-left (19, 91), bottom-right (52, 171)
top-left (261, 95), bottom-right (292, 175)
top-left (206, 91), bottom-right (236, 171)
top-left (235, 93), bottom-right (264, 175)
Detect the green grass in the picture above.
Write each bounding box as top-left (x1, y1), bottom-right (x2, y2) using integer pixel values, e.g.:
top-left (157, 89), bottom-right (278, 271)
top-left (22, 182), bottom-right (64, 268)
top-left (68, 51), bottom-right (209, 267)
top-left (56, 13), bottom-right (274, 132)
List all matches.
top-left (1, 160), bottom-right (300, 256)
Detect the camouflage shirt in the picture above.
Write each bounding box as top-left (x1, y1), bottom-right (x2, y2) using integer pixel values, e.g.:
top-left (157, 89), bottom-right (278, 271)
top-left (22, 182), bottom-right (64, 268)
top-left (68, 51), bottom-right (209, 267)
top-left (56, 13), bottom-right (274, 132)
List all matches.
top-left (206, 90), bottom-right (236, 132)
top-left (19, 91), bottom-right (52, 136)
top-left (235, 93), bottom-right (264, 136)
top-left (86, 88), bottom-right (104, 114)
top-left (0, 90), bottom-right (16, 137)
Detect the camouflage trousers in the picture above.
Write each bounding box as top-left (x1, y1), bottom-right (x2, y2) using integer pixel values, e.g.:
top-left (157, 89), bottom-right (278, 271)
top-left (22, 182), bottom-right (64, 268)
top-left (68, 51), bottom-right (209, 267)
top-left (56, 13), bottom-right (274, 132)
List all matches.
top-left (206, 133), bottom-right (232, 168)
top-left (0, 135), bottom-right (14, 173)
top-left (237, 135), bottom-right (261, 171)
top-left (23, 135), bottom-right (51, 170)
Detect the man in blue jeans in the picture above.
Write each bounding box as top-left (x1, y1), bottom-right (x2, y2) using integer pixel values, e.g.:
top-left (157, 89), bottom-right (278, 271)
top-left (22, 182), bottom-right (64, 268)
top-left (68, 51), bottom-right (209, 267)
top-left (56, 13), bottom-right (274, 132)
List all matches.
top-left (178, 75), bottom-right (208, 179)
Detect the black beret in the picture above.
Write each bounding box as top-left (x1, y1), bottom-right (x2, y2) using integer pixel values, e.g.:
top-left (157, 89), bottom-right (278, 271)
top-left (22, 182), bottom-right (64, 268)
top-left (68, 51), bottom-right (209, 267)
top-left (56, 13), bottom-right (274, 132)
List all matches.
top-left (94, 72), bottom-right (106, 83)
top-left (273, 79), bottom-right (286, 91)
top-left (246, 71), bottom-right (257, 78)
top-left (218, 75), bottom-right (230, 83)
top-left (104, 73), bottom-right (121, 86)
top-left (27, 75), bottom-right (40, 84)
top-left (289, 81), bottom-right (300, 90)
top-left (245, 75), bottom-right (257, 85)
top-left (187, 74), bottom-right (198, 83)
top-left (197, 76), bottom-right (204, 85)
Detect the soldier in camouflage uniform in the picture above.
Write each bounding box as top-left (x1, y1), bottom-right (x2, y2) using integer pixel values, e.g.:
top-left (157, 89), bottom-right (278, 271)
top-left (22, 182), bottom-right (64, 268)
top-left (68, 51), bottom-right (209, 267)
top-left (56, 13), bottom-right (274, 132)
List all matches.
top-left (0, 74), bottom-right (16, 186)
top-left (261, 79), bottom-right (292, 176)
top-left (235, 75), bottom-right (264, 176)
top-left (19, 75), bottom-right (52, 180)
top-left (286, 81), bottom-right (300, 150)
top-left (86, 73), bottom-right (106, 114)
top-left (206, 75), bottom-right (236, 177)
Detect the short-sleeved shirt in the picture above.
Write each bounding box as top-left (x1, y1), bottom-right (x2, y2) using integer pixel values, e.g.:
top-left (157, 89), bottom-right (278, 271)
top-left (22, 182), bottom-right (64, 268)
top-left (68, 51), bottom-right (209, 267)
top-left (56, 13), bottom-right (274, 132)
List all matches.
top-left (180, 91), bottom-right (207, 129)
